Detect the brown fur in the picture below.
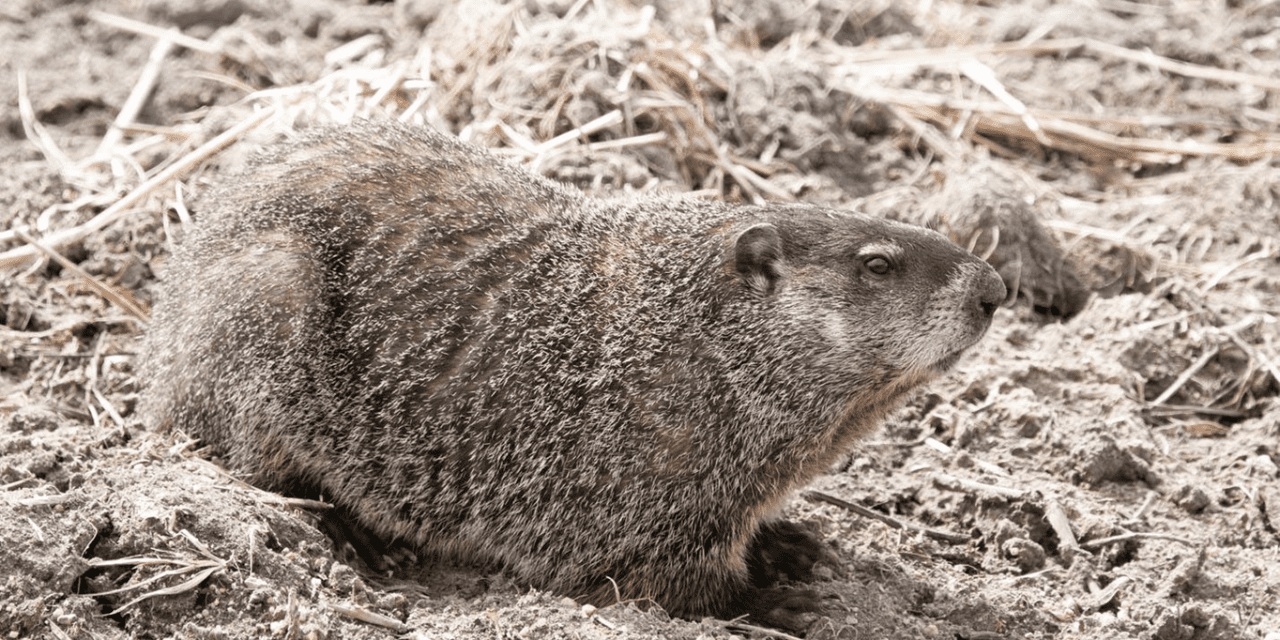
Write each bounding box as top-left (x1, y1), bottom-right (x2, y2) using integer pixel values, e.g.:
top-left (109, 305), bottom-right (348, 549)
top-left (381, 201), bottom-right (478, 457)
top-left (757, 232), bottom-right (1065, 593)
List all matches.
top-left (141, 119), bottom-right (1005, 629)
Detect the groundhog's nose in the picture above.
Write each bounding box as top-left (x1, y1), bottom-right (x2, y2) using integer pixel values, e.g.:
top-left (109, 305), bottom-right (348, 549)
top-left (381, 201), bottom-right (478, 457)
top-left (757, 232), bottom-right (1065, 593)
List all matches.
top-left (976, 267), bottom-right (1005, 320)
top-left (980, 297), bottom-right (999, 319)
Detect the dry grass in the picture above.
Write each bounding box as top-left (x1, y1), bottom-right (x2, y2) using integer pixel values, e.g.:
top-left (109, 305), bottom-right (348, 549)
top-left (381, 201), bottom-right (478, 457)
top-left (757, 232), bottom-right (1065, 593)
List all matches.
top-left (4, 0), bottom-right (1277, 420)
top-left (7, 2), bottom-right (1277, 257)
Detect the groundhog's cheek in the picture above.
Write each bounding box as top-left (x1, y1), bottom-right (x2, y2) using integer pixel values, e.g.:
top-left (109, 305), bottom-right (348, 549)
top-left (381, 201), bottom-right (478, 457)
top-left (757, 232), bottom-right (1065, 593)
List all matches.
top-left (817, 310), bottom-right (851, 344)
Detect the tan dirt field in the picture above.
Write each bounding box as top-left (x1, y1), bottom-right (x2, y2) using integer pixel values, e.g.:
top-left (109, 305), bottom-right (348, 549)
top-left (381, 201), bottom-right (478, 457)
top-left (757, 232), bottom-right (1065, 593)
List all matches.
top-left (2, 0), bottom-right (1279, 638)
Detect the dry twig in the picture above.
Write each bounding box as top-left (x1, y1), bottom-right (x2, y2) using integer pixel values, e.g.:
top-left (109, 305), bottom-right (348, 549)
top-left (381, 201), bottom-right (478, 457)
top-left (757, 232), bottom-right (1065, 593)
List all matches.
top-left (835, 38), bottom-right (1280, 92)
top-left (13, 228), bottom-right (150, 324)
top-left (1044, 499), bottom-right (1087, 561)
top-left (0, 107), bottom-right (276, 270)
top-left (931, 473), bottom-right (1029, 500)
top-left (1149, 347), bottom-right (1219, 408)
top-left (89, 11), bottom-right (222, 55)
top-left (804, 490), bottom-right (970, 544)
top-left (87, 556), bottom-right (227, 615)
top-left (327, 602), bottom-right (411, 633)
top-left (923, 437), bottom-right (1010, 477)
top-left (1081, 530), bottom-right (1196, 550)
top-left (94, 36), bottom-right (175, 163)
top-left (719, 619), bottom-right (806, 640)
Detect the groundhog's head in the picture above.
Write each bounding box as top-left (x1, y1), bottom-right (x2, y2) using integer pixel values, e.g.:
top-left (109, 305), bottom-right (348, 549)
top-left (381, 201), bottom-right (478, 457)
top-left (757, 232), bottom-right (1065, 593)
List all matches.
top-left (731, 206), bottom-right (1006, 390)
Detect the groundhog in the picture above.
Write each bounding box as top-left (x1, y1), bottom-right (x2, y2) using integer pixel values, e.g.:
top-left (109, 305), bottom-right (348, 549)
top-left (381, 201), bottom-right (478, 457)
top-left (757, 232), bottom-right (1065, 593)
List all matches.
top-left (141, 119), bottom-right (1005, 629)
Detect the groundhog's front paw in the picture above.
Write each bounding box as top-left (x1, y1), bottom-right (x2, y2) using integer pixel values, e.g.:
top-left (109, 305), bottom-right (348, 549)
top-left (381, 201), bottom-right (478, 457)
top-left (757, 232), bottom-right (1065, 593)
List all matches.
top-left (319, 505), bottom-right (410, 573)
top-left (746, 519), bottom-right (826, 587)
top-left (741, 586), bottom-right (823, 632)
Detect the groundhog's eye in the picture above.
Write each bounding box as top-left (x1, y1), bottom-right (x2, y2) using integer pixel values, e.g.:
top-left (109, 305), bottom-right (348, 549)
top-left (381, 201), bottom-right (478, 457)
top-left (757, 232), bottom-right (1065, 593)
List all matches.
top-left (864, 255), bottom-right (891, 275)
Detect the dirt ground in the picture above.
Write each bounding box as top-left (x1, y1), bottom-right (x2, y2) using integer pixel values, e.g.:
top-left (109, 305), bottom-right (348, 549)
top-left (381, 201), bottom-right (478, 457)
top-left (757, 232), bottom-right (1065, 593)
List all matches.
top-left (2, 0), bottom-right (1279, 638)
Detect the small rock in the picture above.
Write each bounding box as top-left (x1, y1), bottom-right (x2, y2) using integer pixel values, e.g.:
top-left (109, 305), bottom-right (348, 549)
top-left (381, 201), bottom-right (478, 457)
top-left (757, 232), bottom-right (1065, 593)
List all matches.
top-left (1171, 484), bottom-right (1210, 514)
top-left (327, 563), bottom-right (366, 598)
top-left (5, 405), bottom-right (62, 433)
top-left (1067, 435), bottom-right (1159, 486)
top-left (1002, 537), bottom-right (1047, 572)
top-left (1248, 454), bottom-right (1278, 477)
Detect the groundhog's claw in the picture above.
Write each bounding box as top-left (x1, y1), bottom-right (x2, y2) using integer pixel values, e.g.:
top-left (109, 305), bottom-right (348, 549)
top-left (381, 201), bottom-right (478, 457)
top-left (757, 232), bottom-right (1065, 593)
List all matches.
top-left (743, 586), bottom-right (823, 632)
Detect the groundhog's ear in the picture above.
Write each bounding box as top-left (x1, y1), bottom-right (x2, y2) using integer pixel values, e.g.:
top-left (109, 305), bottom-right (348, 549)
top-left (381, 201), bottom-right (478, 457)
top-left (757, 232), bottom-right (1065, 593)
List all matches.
top-left (734, 223), bottom-right (785, 296)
